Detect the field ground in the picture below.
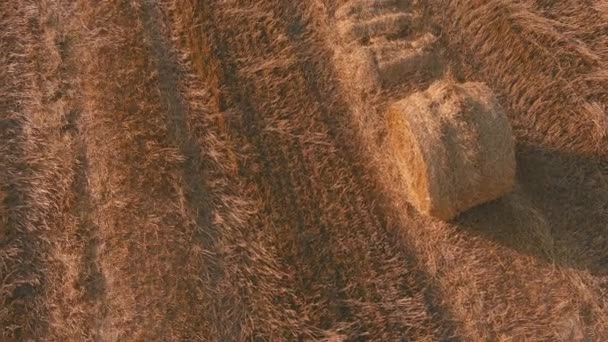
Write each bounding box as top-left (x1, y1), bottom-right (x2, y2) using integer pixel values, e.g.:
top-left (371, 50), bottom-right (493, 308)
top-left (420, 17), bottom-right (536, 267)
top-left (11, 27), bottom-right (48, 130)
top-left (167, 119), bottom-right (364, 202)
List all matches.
top-left (1, 0), bottom-right (608, 340)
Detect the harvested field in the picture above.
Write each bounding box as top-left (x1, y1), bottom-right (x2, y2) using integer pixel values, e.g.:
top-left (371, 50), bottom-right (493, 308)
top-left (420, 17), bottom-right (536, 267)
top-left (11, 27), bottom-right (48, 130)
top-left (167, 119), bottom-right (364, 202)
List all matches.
top-left (1, 0), bottom-right (607, 340)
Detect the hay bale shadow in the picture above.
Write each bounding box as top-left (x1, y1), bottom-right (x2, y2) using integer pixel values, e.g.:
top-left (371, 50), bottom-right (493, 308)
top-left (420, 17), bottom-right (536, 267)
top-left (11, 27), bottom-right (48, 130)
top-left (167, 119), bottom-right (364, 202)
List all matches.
top-left (455, 144), bottom-right (608, 277)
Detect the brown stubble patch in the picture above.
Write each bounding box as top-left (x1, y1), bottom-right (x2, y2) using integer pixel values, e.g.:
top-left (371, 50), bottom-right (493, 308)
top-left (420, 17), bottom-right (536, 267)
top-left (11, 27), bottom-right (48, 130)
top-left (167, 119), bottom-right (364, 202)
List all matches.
top-left (161, 0), bottom-right (322, 339)
top-left (164, 1), bottom-right (326, 339)
top-left (0, 1), bottom-right (98, 339)
top-left (431, 0), bottom-right (608, 156)
top-left (1, 4), bottom-right (43, 337)
top-left (73, 1), bottom-right (223, 339)
top-left (532, 0), bottom-right (608, 62)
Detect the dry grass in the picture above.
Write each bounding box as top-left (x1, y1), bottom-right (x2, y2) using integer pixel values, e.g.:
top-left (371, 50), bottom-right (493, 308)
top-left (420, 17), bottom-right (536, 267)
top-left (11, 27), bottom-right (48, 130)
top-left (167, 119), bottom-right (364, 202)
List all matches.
top-left (161, 0), bottom-right (315, 339)
top-left (1, 0), bottom-right (607, 340)
top-left (70, 0), bottom-right (253, 339)
top-left (1, 1), bottom-right (92, 339)
top-left (432, 0), bottom-right (608, 156)
top-left (387, 80), bottom-right (515, 220)
top-left (533, 0), bottom-right (608, 61)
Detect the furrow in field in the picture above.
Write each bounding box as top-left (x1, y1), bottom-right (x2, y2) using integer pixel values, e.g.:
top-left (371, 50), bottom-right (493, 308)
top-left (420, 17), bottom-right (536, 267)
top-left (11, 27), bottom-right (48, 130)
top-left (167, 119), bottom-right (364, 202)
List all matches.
top-left (0, 1), bottom-right (99, 339)
top-left (37, 1), bottom-right (106, 340)
top-left (0, 3), bottom-right (49, 339)
top-left (73, 1), bottom-right (227, 339)
top-left (162, 0), bottom-right (317, 339)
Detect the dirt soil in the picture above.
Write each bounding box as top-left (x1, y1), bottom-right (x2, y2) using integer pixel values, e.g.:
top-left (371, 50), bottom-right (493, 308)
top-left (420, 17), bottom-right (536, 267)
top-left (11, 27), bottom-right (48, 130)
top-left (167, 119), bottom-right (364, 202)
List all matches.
top-left (2, 0), bottom-right (607, 340)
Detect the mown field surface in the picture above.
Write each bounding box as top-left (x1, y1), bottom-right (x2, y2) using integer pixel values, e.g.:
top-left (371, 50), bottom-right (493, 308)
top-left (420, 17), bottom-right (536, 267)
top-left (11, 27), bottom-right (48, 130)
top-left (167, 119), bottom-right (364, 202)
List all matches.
top-left (1, 0), bottom-right (607, 340)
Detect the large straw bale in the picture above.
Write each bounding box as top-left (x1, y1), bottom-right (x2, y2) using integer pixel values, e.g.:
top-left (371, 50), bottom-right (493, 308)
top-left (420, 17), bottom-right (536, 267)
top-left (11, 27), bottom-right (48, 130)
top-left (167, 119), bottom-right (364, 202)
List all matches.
top-left (387, 80), bottom-right (516, 220)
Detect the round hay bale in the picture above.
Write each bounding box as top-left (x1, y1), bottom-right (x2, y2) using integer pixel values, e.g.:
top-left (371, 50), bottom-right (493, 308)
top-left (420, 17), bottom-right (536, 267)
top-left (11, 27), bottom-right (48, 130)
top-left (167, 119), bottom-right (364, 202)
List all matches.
top-left (387, 80), bottom-right (516, 220)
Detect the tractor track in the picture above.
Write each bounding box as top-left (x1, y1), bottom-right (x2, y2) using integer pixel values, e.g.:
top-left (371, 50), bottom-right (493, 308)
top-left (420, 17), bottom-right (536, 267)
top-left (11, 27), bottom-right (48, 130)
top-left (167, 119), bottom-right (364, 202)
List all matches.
top-left (1, 1), bottom-right (101, 339)
top-left (0, 3), bottom-right (50, 335)
top-left (198, 1), bottom-right (350, 334)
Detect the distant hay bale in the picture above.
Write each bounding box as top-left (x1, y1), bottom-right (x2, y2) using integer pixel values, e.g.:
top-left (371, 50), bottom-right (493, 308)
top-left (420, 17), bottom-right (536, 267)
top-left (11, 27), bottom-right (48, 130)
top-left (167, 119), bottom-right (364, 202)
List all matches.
top-left (337, 13), bottom-right (415, 43)
top-left (342, 48), bottom-right (381, 91)
top-left (387, 80), bottom-right (516, 220)
top-left (335, 0), bottom-right (400, 21)
top-left (374, 33), bottom-right (437, 84)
